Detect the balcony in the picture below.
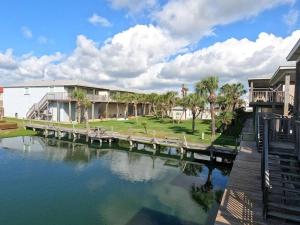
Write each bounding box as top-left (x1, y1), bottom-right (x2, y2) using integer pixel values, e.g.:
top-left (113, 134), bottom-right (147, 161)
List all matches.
top-left (46, 92), bottom-right (112, 102)
top-left (249, 90), bottom-right (285, 105)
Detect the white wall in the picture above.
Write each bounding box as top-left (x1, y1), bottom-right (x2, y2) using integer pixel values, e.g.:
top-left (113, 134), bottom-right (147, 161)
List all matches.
top-left (3, 86), bottom-right (65, 119)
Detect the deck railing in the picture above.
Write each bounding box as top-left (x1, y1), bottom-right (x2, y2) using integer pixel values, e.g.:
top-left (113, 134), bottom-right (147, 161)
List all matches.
top-left (269, 117), bottom-right (295, 142)
top-left (261, 118), bottom-right (270, 219)
top-left (249, 90), bottom-right (285, 103)
top-left (26, 92), bottom-right (113, 118)
top-left (296, 121), bottom-right (300, 162)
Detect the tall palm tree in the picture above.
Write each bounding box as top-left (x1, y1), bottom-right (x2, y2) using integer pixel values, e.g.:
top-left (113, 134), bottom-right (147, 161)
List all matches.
top-left (182, 93), bottom-right (205, 133)
top-left (219, 83), bottom-right (246, 111)
top-left (72, 88), bottom-right (87, 123)
top-left (196, 76), bottom-right (219, 139)
top-left (82, 98), bottom-right (91, 126)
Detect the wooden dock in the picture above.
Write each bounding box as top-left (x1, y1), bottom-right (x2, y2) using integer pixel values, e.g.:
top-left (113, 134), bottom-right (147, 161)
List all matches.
top-left (215, 119), bottom-right (267, 225)
top-left (24, 123), bottom-right (237, 159)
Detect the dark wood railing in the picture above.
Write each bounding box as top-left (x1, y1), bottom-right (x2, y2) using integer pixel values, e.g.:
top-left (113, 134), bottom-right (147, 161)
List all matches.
top-left (296, 120), bottom-right (300, 162)
top-left (269, 117), bottom-right (295, 142)
top-left (261, 118), bottom-right (270, 219)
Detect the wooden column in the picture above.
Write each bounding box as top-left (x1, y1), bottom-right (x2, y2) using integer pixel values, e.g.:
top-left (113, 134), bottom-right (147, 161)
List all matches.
top-left (69, 101), bottom-right (72, 122)
top-left (92, 103), bottom-right (95, 120)
top-left (295, 61), bottom-right (300, 119)
top-left (250, 81), bottom-right (254, 102)
top-left (57, 101), bottom-right (60, 122)
top-left (284, 74), bottom-right (290, 116)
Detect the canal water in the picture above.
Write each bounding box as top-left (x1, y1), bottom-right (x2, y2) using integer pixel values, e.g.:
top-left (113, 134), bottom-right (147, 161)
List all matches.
top-left (0, 137), bottom-right (231, 225)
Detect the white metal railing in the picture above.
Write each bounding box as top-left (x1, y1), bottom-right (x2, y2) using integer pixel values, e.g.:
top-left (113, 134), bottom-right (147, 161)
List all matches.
top-left (249, 90), bottom-right (285, 103)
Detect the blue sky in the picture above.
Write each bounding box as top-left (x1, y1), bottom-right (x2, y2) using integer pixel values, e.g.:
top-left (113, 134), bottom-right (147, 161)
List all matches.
top-left (0, 0), bottom-right (300, 90)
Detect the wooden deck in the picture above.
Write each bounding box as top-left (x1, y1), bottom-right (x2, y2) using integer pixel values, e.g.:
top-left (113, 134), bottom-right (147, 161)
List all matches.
top-left (215, 119), bottom-right (267, 225)
top-left (24, 123), bottom-right (237, 159)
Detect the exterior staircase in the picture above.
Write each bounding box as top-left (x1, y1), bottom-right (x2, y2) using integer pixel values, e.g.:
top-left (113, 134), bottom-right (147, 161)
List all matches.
top-left (261, 116), bottom-right (300, 224)
top-left (26, 93), bottom-right (54, 119)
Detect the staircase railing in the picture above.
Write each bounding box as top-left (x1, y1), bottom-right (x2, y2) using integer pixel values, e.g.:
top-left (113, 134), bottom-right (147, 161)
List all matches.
top-left (261, 118), bottom-right (270, 219)
top-left (269, 117), bottom-right (294, 142)
top-left (296, 120), bottom-right (300, 162)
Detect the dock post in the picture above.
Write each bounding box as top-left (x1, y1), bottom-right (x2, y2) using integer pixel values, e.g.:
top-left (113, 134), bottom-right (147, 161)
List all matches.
top-left (85, 134), bottom-right (89, 143)
top-left (58, 130), bottom-right (61, 140)
top-left (73, 133), bottom-right (76, 142)
top-left (99, 139), bottom-right (103, 146)
top-left (68, 132), bottom-right (71, 140)
top-left (109, 138), bottom-right (112, 147)
top-left (180, 147), bottom-right (185, 160)
top-left (45, 129), bottom-right (48, 138)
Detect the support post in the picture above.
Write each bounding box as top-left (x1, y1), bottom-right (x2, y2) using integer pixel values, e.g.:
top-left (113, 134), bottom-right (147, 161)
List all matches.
top-left (295, 61), bottom-right (300, 119)
top-left (250, 81), bottom-right (254, 102)
top-left (284, 74), bottom-right (290, 116)
top-left (69, 101), bottom-right (72, 122)
top-left (57, 101), bottom-right (60, 122)
top-left (92, 103), bottom-right (95, 121)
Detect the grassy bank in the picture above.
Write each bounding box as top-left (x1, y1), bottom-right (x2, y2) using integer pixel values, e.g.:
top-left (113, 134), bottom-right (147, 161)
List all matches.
top-left (0, 119), bottom-right (37, 138)
top-left (2, 117), bottom-right (239, 147)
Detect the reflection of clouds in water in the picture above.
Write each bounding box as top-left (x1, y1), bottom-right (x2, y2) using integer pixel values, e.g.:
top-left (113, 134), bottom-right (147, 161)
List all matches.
top-left (0, 137), bottom-right (69, 161)
top-left (104, 151), bottom-right (168, 182)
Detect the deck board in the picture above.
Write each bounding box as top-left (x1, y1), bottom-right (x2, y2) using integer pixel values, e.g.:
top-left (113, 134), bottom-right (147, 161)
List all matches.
top-left (214, 119), bottom-right (267, 225)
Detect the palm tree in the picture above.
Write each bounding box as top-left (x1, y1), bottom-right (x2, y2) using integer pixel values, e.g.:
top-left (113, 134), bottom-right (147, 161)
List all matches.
top-left (182, 93), bottom-right (205, 133)
top-left (165, 91), bottom-right (177, 119)
top-left (72, 88), bottom-right (87, 123)
top-left (196, 76), bottom-right (219, 139)
top-left (82, 98), bottom-right (91, 126)
top-left (231, 83), bottom-right (246, 111)
top-left (217, 111), bottom-right (234, 132)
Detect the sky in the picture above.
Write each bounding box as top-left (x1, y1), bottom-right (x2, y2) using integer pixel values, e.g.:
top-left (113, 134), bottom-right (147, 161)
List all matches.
top-left (0, 0), bottom-right (300, 92)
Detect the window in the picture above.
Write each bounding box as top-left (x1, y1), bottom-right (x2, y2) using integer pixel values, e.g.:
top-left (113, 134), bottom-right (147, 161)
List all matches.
top-left (24, 87), bottom-right (30, 95)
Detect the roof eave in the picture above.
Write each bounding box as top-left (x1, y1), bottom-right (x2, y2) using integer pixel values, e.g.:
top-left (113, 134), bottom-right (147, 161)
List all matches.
top-left (287, 39), bottom-right (300, 61)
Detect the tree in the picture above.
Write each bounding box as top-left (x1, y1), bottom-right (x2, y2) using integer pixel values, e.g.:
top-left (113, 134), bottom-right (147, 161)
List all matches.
top-left (182, 93), bottom-right (205, 133)
top-left (217, 111), bottom-right (234, 132)
top-left (82, 98), bottom-right (91, 126)
top-left (196, 76), bottom-right (219, 139)
top-left (219, 83), bottom-right (246, 111)
top-left (72, 88), bottom-right (87, 123)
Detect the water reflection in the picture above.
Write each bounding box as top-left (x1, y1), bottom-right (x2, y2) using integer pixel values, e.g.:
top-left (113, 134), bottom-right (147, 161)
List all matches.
top-left (0, 136), bottom-right (231, 225)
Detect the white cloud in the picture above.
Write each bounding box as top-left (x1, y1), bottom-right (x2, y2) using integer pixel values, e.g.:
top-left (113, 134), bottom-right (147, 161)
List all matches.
top-left (1, 28), bottom-right (299, 91)
top-left (88, 13), bottom-right (112, 27)
top-left (108, 0), bottom-right (157, 13)
top-left (153, 0), bottom-right (294, 40)
top-left (158, 30), bottom-right (300, 87)
top-left (21, 26), bottom-right (33, 39)
top-left (283, 9), bottom-right (299, 28)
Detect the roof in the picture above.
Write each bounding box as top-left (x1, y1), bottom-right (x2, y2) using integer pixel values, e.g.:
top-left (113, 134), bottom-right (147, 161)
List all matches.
top-left (248, 78), bottom-right (270, 88)
top-left (270, 66), bottom-right (296, 86)
top-left (287, 38), bottom-right (300, 61)
top-left (4, 79), bottom-right (110, 90)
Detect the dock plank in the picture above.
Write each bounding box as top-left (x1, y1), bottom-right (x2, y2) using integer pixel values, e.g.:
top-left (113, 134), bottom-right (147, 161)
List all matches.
top-left (214, 119), bottom-right (267, 225)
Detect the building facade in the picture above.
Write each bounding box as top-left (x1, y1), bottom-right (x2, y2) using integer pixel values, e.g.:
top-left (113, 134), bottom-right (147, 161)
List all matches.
top-left (248, 66), bottom-right (296, 117)
top-left (3, 80), bottom-right (148, 122)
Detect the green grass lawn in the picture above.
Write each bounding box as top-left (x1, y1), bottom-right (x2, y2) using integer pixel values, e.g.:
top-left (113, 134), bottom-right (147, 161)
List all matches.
top-left (2, 117), bottom-right (240, 147)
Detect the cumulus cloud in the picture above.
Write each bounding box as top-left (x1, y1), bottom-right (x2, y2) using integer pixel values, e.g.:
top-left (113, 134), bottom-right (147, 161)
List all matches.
top-left (108, 0), bottom-right (157, 13)
top-left (153, 0), bottom-right (294, 40)
top-left (1, 27), bottom-right (299, 91)
top-left (158, 30), bottom-right (300, 87)
top-left (21, 26), bottom-right (33, 39)
top-left (88, 13), bottom-right (112, 27)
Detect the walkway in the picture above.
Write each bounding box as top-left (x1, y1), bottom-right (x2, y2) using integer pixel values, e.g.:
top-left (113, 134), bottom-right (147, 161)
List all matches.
top-left (214, 119), bottom-right (267, 225)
